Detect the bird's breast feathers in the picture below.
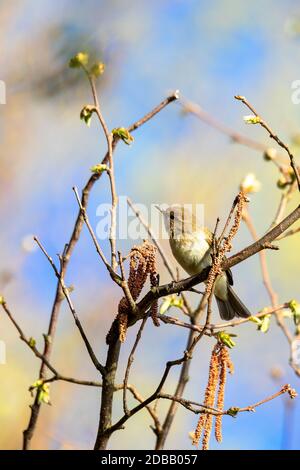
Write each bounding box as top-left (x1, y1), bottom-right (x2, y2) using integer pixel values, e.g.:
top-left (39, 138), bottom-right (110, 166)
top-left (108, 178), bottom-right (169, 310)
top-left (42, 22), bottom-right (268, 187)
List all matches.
top-left (170, 231), bottom-right (211, 276)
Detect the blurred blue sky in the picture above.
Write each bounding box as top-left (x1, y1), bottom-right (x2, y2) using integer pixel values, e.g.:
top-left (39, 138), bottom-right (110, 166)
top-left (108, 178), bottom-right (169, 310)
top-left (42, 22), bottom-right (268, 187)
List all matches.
top-left (1, 0), bottom-right (300, 450)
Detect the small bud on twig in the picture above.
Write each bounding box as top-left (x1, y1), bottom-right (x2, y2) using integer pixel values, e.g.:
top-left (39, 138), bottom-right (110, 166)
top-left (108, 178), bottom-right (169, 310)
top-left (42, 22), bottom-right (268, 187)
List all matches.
top-left (112, 127), bottom-right (134, 145)
top-left (69, 52), bottom-right (89, 68)
top-left (90, 164), bottom-right (108, 174)
top-left (90, 62), bottom-right (105, 78)
top-left (243, 115), bottom-right (261, 125)
top-left (80, 105), bottom-right (95, 127)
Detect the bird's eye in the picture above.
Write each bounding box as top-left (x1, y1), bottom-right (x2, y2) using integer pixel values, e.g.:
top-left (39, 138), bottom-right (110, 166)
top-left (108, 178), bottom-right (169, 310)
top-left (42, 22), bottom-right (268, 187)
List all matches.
top-left (170, 212), bottom-right (175, 220)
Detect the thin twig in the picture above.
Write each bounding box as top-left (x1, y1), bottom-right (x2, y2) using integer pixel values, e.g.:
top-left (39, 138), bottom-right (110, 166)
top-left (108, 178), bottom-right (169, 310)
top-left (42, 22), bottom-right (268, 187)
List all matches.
top-left (128, 91), bottom-right (179, 132)
top-left (180, 97), bottom-right (286, 166)
top-left (211, 304), bottom-right (288, 329)
top-left (117, 251), bottom-right (136, 313)
top-left (155, 327), bottom-right (197, 449)
top-left (158, 304), bottom-right (288, 333)
top-left (243, 208), bottom-right (298, 377)
top-left (124, 385), bottom-right (162, 434)
top-left (34, 236), bottom-right (106, 376)
top-left (217, 195), bottom-right (239, 247)
top-left (243, 208), bottom-right (278, 308)
top-left (104, 352), bottom-right (191, 438)
top-left (235, 95), bottom-right (300, 191)
top-left (269, 182), bottom-right (296, 230)
top-left (158, 303), bottom-right (289, 336)
top-left (0, 299), bottom-right (106, 387)
top-left (44, 371), bottom-right (162, 431)
top-left (84, 69), bottom-right (117, 269)
top-left (123, 316), bottom-right (148, 416)
top-left (44, 375), bottom-right (102, 387)
top-left (158, 383), bottom-right (296, 416)
top-left (234, 384), bottom-right (297, 413)
top-left (72, 187), bottom-right (109, 268)
top-left (1, 300), bottom-right (59, 376)
top-left (72, 186), bottom-right (122, 284)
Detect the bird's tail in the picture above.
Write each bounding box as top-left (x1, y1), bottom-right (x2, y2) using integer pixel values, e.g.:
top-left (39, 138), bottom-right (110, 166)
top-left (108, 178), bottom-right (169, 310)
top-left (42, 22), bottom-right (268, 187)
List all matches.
top-left (216, 285), bottom-right (251, 320)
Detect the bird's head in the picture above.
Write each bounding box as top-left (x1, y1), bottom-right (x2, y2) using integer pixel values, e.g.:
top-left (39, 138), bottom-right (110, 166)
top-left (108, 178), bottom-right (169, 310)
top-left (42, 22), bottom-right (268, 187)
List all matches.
top-left (156, 204), bottom-right (198, 238)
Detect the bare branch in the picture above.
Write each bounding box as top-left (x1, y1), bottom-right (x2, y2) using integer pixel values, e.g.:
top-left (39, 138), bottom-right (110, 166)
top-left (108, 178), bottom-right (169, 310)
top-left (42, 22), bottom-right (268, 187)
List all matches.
top-left (235, 95), bottom-right (300, 191)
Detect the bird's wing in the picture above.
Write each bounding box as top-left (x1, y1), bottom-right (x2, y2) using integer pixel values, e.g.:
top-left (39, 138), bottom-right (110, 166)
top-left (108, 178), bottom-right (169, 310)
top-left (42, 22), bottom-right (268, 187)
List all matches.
top-left (225, 268), bottom-right (234, 286)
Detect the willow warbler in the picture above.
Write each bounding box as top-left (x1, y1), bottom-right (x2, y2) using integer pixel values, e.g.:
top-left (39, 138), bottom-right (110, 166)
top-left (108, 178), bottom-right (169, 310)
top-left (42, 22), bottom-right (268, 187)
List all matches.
top-left (158, 205), bottom-right (250, 320)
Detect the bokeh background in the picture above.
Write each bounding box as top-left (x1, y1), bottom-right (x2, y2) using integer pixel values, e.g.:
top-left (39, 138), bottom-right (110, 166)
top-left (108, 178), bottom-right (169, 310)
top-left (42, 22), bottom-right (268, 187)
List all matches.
top-left (1, 0), bottom-right (300, 450)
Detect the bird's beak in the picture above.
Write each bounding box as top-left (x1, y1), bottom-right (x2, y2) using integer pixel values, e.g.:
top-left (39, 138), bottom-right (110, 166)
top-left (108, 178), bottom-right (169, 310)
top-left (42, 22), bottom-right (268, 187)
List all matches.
top-left (155, 205), bottom-right (163, 213)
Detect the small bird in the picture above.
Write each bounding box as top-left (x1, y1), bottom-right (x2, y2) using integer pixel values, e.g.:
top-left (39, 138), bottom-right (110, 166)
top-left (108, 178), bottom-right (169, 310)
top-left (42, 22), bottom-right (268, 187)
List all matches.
top-left (158, 205), bottom-right (250, 320)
